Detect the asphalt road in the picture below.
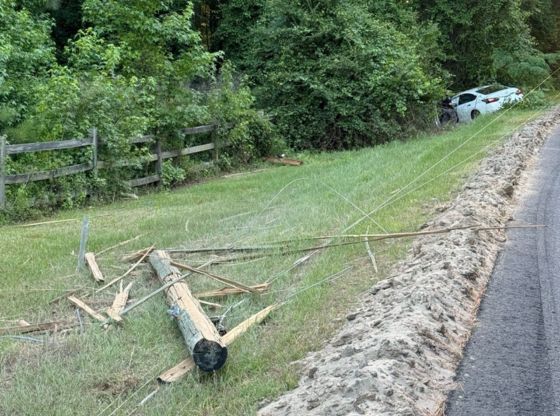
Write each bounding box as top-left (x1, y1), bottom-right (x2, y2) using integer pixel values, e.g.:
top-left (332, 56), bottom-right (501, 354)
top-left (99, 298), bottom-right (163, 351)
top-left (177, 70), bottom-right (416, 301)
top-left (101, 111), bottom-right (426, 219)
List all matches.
top-left (446, 126), bottom-right (560, 415)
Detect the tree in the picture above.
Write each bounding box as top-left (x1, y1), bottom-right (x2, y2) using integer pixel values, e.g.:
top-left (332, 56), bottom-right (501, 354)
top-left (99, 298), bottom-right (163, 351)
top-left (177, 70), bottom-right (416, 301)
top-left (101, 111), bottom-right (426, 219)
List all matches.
top-left (415, 0), bottom-right (549, 88)
top-left (0, 0), bottom-right (56, 130)
top-left (242, 0), bottom-right (444, 149)
top-left (523, 0), bottom-right (560, 53)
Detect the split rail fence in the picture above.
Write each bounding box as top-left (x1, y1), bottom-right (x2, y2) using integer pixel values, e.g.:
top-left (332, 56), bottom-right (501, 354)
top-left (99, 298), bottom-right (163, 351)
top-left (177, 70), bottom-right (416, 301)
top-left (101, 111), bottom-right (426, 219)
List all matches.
top-left (0, 125), bottom-right (219, 209)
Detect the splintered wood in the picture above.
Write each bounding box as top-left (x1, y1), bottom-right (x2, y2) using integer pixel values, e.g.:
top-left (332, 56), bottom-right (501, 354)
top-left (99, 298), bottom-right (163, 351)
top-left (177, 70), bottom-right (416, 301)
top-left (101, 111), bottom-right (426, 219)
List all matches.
top-left (149, 250), bottom-right (227, 372)
top-left (265, 157), bottom-right (304, 166)
top-left (170, 260), bottom-right (258, 293)
top-left (194, 283), bottom-right (270, 299)
top-left (96, 244), bottom-right (154, 293)
top-left (158, 304), bottom-right (278, 383)
top-left (67, 295), bottom-right (106, 323)
top-left (0, 320), bottom-right (74, 336)
top-left (85, 252), bottom-right (105, 282)
top-left (106, 282), bottom-right (133, 322)
top-left (122, 246), bottom-right (155, 262)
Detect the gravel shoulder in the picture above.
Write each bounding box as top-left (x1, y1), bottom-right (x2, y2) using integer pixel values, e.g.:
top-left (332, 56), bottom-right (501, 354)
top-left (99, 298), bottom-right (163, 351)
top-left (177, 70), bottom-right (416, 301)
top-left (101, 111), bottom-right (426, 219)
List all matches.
top-left (259, 107), bottom-right (560, 416)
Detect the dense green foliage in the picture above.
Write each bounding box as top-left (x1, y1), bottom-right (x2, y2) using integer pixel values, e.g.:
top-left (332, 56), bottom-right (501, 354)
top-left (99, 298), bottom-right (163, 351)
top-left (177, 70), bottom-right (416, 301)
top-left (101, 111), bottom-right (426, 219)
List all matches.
top-left (523, 0), bottom-right (560, 53)
top-left (245, 1), bottom-right (445, 149)
top-left (211, 0), bottom-right (558, 149)
top-left (0, 0), bottom-right (275, 221)
top-left (1, 0), bottom-right (559, 219)
top-left (414, 0), bottom-right (551, 88)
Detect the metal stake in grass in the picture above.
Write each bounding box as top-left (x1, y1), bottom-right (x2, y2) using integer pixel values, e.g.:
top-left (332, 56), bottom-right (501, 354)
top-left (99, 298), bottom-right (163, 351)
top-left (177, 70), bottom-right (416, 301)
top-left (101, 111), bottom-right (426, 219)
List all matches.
top-left (77, 216), bottom-right (89, 271)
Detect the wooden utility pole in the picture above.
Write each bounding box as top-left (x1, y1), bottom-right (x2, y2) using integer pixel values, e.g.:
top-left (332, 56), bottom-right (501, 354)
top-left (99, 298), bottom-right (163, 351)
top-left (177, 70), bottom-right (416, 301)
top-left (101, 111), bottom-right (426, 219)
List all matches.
top-left (149, 250), bottom-right (227, 372)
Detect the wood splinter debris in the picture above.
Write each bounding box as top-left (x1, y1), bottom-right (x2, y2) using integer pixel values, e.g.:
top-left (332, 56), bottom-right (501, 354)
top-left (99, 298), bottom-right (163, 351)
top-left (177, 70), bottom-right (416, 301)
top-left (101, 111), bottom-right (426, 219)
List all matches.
top-left (122, 246), bottom-right (155, 262)
top-left (170, 260), bottom-right (258, 294)
top-left (265, 157), bottom-right (303, 166)
top-left (106, 282), bottom-right (133, 322)
top-left (85, 252), bottom-right (105, 282)
top-left (67, 295), bottom-right (107, 323)
top-left (0, 320), bottom-right (73, 336)
top-left (96, 244), bottom-right (154, 293)
top-left (194, 283), bottom-right (270, 299)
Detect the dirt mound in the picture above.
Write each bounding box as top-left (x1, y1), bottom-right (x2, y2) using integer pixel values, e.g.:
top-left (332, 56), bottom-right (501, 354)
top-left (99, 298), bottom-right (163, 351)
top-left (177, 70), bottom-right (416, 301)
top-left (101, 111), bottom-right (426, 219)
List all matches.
top-left (259, 108), bottom-right (560, 416)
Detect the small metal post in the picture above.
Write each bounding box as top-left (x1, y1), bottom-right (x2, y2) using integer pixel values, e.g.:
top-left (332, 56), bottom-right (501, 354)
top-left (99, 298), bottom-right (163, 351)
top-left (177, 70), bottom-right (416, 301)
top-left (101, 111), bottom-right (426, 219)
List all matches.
top-left (77, 216), bottom-right (89, 271)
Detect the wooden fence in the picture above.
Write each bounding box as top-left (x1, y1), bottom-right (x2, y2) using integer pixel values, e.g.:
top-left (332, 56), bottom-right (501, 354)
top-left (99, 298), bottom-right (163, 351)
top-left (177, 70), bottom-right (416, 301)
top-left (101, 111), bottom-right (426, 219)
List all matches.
top-left (0, 125), bottom-right (218, 209)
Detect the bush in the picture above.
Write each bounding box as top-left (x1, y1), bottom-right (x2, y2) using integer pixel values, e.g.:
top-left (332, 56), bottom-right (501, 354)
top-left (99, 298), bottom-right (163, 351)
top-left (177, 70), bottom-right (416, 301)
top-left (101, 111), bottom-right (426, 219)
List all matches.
top-left (208, 64), bottom-right (282, 163)
top-left (244, 1), bottom-right (444, 150)
top-left (0, 1), bottom-right (277, 221)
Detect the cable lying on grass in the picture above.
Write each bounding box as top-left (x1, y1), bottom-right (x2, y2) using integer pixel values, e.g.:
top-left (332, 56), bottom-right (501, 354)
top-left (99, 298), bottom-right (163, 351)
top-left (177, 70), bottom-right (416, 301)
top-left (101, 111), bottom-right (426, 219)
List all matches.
top-left (155, 223), bottom-right (543, 261)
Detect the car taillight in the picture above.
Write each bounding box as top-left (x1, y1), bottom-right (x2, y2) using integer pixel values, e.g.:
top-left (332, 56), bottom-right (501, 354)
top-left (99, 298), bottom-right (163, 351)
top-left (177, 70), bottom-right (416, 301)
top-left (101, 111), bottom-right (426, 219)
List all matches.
top-left (515, 89), bottom-right (523, 95)
top-left (482, 97), bottom-right (500, 104)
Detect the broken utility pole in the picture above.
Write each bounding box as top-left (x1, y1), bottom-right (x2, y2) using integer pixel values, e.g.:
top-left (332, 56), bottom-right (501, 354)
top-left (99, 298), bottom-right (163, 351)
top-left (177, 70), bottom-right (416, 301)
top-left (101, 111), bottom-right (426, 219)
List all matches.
top-left (149, 250), bottom-right (227, 372)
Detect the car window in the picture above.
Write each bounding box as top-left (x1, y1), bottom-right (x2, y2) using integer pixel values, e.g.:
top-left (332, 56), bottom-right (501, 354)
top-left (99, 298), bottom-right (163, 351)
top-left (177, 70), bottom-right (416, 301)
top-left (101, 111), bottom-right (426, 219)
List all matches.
top-left (458, 93), bottom-right (477, 105)
top-left (477, 85), bottom-right (505, 95)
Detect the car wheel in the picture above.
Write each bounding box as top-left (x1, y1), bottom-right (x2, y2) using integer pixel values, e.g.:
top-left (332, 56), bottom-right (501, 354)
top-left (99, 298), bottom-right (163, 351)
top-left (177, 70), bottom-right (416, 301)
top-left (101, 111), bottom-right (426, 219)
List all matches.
top-left (471, 110), bottom-right (480, 120)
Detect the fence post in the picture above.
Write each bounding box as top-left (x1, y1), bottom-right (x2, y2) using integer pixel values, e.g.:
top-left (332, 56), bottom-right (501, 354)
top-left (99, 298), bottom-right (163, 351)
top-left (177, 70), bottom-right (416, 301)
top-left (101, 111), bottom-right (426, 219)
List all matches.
top-left (155, 138), bottom-right (163, 184)
top-left (0, 136), bottom-right (6, 209)
top-left (212, 126), bottom-right (219, 162)
top-left (91, 127), bottom-right (98, 175)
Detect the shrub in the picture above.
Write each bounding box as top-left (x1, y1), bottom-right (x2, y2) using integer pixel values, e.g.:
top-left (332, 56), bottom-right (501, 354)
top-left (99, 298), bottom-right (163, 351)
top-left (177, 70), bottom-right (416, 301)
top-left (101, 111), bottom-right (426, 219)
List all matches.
top-left (244, 1), bottom-right (444, 150)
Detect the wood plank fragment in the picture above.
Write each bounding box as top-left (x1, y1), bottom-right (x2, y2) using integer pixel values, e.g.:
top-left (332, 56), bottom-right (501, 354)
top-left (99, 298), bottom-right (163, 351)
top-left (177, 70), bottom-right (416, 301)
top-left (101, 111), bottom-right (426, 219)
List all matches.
top-left (67, 295), bottom-right (106, 322)
top-left (85, 252), bottom-right (105, 282)
top-left (265, 157), bottom-right (304, 166)
top-left (170, 260), bottom-right (258, 294)
top-left (19, 218), bottom-right (78, 228)
top-left (0, 321), bottom-right (74, 336)
top-left (194, 283), bottom-right (270, 299)
top-left (158, 304), bottom-right (278, 383)
top-left (198, 300), bottom-right (222, 309)
top-left (149, 250), bottom-right (227, 372)
top-left (106, 282), bottom-right (133, 322)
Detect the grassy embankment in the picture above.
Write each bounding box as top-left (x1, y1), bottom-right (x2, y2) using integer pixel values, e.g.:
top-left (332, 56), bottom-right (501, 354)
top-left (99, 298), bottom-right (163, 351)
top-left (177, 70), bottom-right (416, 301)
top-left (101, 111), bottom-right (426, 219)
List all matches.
top-left (0, 107), bottom-right (547, 415)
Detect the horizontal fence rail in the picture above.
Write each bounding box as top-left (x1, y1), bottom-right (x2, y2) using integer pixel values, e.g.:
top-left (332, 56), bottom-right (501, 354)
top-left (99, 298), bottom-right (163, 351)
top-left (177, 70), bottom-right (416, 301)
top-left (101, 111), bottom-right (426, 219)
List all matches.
top-left (5, 138), bottom-right (93, 155)
top-left (6, 162), bottom-right (94, 185)
top-left (0, 124), bottom-right (221, 209)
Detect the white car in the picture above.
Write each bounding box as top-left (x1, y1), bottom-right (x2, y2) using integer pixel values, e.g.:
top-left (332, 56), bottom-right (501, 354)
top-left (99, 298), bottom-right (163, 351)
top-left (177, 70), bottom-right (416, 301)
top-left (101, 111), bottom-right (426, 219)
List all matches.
top-left (451, 84), bottom-right (523, 122)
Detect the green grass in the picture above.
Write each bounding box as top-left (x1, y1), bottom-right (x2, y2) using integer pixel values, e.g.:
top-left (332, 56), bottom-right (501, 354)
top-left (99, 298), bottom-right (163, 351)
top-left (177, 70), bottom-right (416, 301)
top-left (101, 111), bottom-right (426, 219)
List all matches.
top-left (0, 108), bottom-right (546, 415)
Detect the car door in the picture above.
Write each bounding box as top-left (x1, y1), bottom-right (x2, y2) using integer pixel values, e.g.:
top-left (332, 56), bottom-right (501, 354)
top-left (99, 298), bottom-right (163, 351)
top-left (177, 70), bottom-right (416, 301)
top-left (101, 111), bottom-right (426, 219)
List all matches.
top-left (456, 93), bottom-right (478, 122)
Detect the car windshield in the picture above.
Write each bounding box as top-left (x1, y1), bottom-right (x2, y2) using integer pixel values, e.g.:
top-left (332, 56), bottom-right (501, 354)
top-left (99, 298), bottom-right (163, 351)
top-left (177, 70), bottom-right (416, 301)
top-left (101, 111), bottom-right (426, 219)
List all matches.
top-left (477, 84), bottom-right (506, 95)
